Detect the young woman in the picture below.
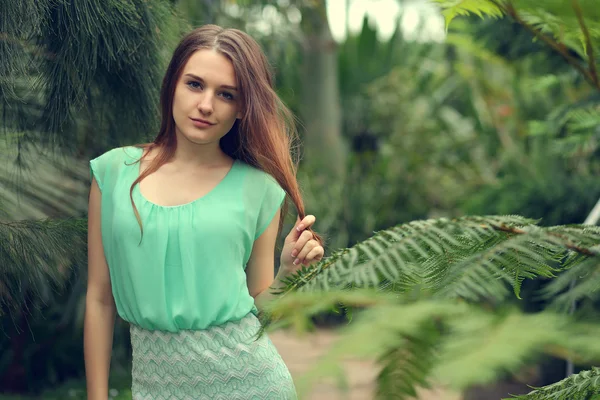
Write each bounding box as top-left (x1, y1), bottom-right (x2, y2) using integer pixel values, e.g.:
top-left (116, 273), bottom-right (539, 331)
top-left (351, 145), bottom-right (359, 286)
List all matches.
top-left (84, 25), bottom-right (324, 399)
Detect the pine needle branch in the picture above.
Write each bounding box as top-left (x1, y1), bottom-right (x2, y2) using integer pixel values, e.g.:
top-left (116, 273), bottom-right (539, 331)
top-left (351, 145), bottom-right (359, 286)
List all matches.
top-left (0, 32), bottom-right (56, 60)
top-left (0, 218), bottom-right (87, 316)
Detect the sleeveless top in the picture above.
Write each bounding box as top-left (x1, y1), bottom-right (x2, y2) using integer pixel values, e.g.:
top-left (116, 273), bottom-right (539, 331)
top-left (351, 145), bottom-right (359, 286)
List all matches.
top-left (89, 146), bottom-right (286, 332)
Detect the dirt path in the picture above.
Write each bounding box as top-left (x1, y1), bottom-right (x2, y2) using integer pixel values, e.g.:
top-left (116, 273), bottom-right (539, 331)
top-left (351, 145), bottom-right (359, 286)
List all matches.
top-left (270, 329), bottom-right (462, 400)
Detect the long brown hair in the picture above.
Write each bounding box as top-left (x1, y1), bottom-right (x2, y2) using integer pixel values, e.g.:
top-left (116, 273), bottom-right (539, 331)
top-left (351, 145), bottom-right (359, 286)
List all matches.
top-left (130, 25), bottom-right (322, 245)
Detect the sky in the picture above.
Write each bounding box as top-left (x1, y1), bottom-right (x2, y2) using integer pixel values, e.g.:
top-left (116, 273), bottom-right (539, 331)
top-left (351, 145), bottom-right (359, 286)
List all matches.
top-left (325, 0), bottom-right (446, 42)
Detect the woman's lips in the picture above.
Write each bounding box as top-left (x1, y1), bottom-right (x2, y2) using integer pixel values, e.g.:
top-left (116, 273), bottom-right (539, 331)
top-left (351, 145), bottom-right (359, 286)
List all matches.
top-left (190, 118), bottom-right (214, 128)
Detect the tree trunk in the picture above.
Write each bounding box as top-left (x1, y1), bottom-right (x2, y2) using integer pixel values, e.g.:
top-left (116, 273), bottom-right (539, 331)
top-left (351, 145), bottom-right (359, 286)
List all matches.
top-left (299, 2), bottom-right (346, 182)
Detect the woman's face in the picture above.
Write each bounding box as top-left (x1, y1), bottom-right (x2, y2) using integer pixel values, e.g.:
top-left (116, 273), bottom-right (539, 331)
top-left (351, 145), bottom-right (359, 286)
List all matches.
top-left (172, 49), bottom-right (242, 147)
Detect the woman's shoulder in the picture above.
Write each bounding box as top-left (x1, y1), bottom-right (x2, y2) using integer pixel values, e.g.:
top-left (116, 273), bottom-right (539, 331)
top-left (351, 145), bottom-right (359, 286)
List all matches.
top-left (90, 146), bottom-right (143, 174)
top-left (93, 145), bottom-right (142, 163)
top-left (90, 146), bottom-right (142, 187)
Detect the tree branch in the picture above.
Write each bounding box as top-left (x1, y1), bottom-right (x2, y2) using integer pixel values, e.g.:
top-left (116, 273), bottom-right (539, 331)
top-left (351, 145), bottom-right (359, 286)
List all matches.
top-left (571, 0), bottom-right (599, 88)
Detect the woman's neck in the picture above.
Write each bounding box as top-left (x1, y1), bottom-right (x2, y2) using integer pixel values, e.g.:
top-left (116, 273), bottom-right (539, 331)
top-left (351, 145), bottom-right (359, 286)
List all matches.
top-left (171, 136), bottom-right (230, 168)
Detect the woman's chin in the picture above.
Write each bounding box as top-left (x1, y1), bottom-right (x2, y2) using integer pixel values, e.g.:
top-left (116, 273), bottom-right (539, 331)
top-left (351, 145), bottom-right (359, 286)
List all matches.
top-left (178, 131), bottom-right (221, 146)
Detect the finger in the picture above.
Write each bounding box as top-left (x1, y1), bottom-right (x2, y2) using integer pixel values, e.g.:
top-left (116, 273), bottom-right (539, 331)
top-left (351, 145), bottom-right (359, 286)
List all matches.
top-left (302, 246), bottom-right (325, 265)
top-left (286, 215), bottom-right (313, 241)
top-left (295, 239), bottom-right (318, 263)
top-left (295, 214), bottom-right (316, 233)
top-left (290, 230), bottom-right (314, 258)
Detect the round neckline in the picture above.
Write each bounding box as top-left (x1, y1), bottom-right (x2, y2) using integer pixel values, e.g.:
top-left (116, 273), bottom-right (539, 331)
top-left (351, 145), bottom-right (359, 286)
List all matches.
top-left (132, 146), bottom-right (238, 209)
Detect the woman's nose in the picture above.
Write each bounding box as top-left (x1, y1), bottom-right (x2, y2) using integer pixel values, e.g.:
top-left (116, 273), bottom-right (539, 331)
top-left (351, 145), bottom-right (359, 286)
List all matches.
top-left (197, 93), bottom-right (214, 115)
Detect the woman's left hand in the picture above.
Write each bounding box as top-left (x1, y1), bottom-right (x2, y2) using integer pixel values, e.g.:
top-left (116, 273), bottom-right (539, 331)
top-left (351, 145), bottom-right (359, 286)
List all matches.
top-left (280, 215), bottom-right (324, 275)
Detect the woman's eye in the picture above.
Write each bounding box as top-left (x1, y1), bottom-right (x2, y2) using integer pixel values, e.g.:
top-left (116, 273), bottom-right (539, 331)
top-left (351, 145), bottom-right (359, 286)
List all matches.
top-left (187, 81), bottom-right (202, 89)
top-left (220, 92), bottom-right (234, 100)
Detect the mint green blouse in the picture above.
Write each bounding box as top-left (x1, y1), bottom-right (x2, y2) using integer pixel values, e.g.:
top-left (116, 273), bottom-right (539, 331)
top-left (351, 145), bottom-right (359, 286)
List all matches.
top-left (89, 146), bottom-right (285, 332)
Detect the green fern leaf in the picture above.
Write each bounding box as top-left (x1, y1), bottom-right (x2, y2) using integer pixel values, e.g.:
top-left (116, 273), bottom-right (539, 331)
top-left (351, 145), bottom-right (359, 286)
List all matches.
top-left (266, 291), bottom-right (600, 395)
top-left (508, 367), bottom-right (600, 400)
top-left (431, 0), bottom-right (505, 30)
top-left (434, 311), bottom-right (568, 388)
top-left (281, 216), bottom-right (590, 305)
top-left (542, 257), bottom-right (600, 311)
top-left (376, 323), bottom-right (441, 400)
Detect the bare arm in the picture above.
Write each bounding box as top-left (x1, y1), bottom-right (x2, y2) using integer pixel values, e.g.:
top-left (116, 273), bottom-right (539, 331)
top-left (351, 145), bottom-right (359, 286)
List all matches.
top-left (247, 212), bottom-right (325, 311)
top-left (84, 177), bottom-right (116, 400)
top-left (246, 210), bottom-right (284, 311)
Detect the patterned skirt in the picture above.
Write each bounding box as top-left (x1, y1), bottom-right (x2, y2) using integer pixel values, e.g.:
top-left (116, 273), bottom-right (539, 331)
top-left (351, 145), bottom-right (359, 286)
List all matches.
top-left (130, 313), bottom-right (297, 400)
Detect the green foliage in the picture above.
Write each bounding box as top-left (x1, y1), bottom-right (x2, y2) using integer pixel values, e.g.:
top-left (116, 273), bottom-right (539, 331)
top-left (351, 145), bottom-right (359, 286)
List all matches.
top-left (0, 0), bottom-right (184, 155)
top-left (432, 0), bottom-right (504, 30)
top-left (262, 216), bottom-right (600, 399)
top-left (0, 218), bottom-right (86, 317)
top-left (0, 218), bottom-right (93, 393)
top-left (282, 216), bottom-right (598, 304)
top-left (527, 99), bottom-right (600, 158)
top-left (510, 367), bottom-right (600, 400)
top-left (3, 1), bottom-right (600, 397)
top-left (337, 15), bottom-right (410, 137)
top-left (542, 253), bottom-right (600, 312)
top-left (376, 320), bottom-right (441, 399)
top-left (433, 0), bottom-right (600, 89)
top-left (265, 292), bottom-right (600, 399)
top-left (462, 157), bottom-right (600, 227)
top-left (0, 367), bottom-right (132, 399)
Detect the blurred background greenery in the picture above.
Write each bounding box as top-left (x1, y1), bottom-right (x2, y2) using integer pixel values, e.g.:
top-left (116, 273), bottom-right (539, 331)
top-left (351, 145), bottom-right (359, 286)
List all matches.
top-left (1, 0), bottom-right (599, 398)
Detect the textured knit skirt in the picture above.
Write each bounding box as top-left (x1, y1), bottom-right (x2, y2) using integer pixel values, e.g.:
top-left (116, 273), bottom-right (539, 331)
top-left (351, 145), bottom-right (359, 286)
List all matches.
top-left (129, 313), bottom-right (297, 400)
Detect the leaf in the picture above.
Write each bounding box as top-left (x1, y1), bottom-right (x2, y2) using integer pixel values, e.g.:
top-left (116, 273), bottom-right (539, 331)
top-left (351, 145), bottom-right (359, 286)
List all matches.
top-left (508, 367), bottom-right (600, 400)
top-left (266, 291), bottom-right (600, 396)
top-left (0, 218), bottom-right (87, 321)
top-left (431, 0), bottom-right (505, 31)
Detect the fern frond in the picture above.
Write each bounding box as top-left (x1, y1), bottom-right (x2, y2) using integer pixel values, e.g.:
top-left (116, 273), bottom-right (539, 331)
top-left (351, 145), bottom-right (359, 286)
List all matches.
top-left (433, 311), bottom-right (571, 388)
top-left (376, 323), bottom-right (441, 400)
top-left (526, 94), bottom-right (600, 156)
top-left (297, 216), bottom-right (530, 293)
top-left (565, 107), bottom-right (600, 135)
top-left (280, 216), bottom-right (597, 305)
top-left (283, 296), bottom-right (460, 399)
top-left (431, 0), bottom-right (505, 30)
top-left (445, 33), bottom-right (510, 66)
top-left (541, 256), bottom-right (600, 311)
top-left (508, 367), bottom-right (600, 400)
top-left (265, 216), bottom-right (600, 396)
top-left (435, 0), bottom-right (600, 88)
top-left (266, 290), bottom-right (600, 395)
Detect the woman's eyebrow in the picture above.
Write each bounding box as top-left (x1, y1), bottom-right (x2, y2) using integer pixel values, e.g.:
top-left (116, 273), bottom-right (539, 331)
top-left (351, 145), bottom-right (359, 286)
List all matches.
top-left (183, 73), bottom-right (238, 91)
